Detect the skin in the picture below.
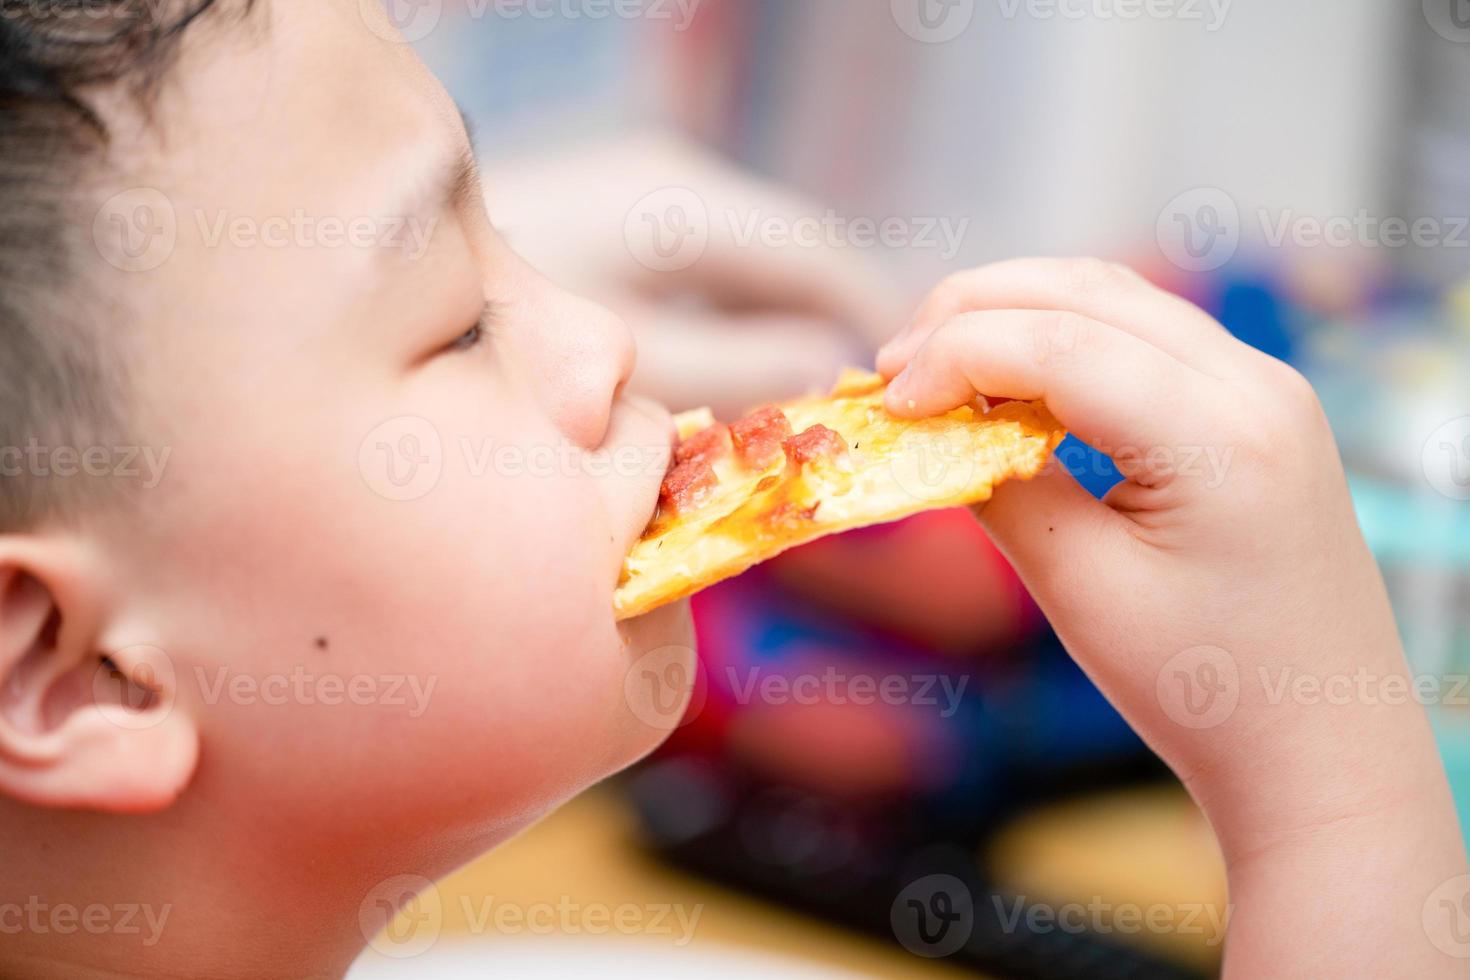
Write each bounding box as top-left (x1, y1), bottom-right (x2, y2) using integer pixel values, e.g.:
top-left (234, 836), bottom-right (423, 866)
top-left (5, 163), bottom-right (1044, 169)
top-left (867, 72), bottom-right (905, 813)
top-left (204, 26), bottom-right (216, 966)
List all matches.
top-left (878, 257), bottom-right (1470, 978)
top-left (0, 2), bottom-right (693, 977)
top-left (0, 5), bottom-right (1458, 977)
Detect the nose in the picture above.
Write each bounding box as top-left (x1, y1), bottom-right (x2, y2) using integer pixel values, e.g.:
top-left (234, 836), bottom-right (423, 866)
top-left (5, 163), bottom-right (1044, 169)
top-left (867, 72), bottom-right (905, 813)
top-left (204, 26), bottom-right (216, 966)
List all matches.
top-left (509, 278), bottom-right (637, 449)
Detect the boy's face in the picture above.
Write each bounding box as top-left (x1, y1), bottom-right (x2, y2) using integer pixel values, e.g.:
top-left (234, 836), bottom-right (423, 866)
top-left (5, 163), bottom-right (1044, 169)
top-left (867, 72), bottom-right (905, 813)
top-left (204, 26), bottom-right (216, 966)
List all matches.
top-left (86, 0), bottom-right (693, 852)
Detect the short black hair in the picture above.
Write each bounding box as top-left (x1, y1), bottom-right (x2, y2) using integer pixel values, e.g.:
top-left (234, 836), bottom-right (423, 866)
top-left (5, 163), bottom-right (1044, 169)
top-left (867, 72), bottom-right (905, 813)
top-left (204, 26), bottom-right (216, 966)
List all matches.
top-left (0, 0), bottom-right (248, 529)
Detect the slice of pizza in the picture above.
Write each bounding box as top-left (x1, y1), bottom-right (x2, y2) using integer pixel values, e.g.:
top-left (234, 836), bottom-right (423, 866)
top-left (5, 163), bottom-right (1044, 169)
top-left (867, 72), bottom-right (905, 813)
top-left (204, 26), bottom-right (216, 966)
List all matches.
top-left (613, 368), bottom-right (1066, 620)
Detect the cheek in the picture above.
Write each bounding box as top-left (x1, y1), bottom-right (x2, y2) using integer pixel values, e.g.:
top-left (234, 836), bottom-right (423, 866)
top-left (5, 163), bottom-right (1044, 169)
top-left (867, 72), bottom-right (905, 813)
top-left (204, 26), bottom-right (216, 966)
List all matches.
top-left (413, 431), bottom-right (690, 779)
top-left (334, 448), bottom-right (695, 812)
top-left (125, 380), bottom-right (681, 836)
top-left (317, 417), bottom-right (638, 783)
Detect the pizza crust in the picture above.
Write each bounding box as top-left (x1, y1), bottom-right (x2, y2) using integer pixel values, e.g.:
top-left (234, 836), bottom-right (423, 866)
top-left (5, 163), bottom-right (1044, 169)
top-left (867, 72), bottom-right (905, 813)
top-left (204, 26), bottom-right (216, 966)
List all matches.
top-left (613, 369), bottom-right (1066, 620)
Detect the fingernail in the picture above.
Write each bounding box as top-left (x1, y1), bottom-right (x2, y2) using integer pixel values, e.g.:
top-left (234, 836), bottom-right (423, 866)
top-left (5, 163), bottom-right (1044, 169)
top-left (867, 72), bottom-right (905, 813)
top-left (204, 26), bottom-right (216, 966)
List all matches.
top-left (886, 367), bottom-right (912, 409)
top-left (876, 339), bottom-right (911, 382)
top-left (875, 349), bottom-right (897, 378)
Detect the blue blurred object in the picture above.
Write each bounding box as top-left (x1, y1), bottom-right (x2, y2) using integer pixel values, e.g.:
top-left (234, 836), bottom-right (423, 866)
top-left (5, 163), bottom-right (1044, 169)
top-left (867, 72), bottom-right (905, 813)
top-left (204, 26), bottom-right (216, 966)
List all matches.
top-left (1057, 434), bottom-right (1122, 500)
top-left (1215, 277), bottom-right (1294, 365)
top-left (690, 569), bottom-right (1149, 817)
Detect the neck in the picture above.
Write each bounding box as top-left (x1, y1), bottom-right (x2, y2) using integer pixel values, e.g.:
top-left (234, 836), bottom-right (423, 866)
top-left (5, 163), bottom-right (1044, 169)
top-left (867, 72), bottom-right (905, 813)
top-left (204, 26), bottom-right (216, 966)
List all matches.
top-left (0, 794), bottom-right (514, 980)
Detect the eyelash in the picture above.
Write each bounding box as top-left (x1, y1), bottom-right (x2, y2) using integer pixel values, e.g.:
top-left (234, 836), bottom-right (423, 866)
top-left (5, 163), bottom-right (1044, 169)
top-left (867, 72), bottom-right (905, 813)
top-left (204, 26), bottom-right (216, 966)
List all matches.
top-left (448, 305), bottom-right (492, 353)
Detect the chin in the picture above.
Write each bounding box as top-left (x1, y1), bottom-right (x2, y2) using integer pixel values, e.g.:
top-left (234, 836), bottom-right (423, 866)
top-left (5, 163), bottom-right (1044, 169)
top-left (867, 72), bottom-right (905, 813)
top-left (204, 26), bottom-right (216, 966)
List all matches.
top-left (597, 598), bottom-right (697, 772)
top-left (618, 596), bottom-right (696, 659)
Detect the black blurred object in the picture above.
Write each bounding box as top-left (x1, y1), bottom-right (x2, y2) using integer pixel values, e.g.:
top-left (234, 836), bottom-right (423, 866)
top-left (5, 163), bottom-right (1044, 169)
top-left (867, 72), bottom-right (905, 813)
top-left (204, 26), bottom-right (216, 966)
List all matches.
top-left (626, 755), bottom-right (1202, 980)
top-left (622, 573), bottom-right (1195, 978)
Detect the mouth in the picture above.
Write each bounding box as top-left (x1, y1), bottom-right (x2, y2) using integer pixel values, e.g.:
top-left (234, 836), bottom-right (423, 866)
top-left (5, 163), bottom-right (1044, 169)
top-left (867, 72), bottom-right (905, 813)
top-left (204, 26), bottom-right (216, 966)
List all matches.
top-left (610, 393), bottom-right (678, 558)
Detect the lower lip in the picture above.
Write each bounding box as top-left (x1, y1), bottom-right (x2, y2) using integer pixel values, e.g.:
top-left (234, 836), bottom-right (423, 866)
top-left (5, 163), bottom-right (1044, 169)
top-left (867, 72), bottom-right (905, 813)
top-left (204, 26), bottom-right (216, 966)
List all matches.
top-left (628, 397), bottom-right (678, 512)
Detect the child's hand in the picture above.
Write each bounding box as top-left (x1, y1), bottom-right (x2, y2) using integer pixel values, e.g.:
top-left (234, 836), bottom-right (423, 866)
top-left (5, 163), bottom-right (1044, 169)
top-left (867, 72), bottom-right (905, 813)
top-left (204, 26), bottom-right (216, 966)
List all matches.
top-left (878, 258), bottom-right (1468, 976)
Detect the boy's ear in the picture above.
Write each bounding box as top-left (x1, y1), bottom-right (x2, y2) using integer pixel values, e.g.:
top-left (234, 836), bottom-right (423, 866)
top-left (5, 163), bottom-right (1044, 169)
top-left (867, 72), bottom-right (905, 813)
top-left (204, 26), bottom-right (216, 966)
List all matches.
top-left (0, 537), bottom-right (198, 813)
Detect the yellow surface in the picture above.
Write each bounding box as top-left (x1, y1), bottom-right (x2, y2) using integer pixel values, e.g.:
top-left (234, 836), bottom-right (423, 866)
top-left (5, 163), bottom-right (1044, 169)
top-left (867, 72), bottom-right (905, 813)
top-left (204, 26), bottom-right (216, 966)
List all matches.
top-left (424, 782), bottom-right (1226, 978)
top-left (433, 787), bottom-right (971, 979)
top-left (986, 785), bottom-right (1228, 972)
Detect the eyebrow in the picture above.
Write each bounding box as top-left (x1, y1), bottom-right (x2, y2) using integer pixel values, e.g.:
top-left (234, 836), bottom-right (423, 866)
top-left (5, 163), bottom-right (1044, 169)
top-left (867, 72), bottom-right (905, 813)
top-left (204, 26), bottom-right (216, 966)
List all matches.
top-left (422, 103), bottom-right (480, 221)
top-left (371, 128), bottom-right (483, 351)
top-left (382, 110), bottom-right (481, 261)
top-left (448, 105), bottom-right (481, 213)
top-left (444, 141), bottom-right (481, 217)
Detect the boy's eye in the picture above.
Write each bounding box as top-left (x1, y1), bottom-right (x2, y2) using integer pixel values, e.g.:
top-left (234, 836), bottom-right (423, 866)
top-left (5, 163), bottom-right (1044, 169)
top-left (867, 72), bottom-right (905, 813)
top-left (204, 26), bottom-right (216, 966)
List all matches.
top-left (446, 304), bottom-right (493, 353)
top-left (449, 320), bottom-right (483, 352)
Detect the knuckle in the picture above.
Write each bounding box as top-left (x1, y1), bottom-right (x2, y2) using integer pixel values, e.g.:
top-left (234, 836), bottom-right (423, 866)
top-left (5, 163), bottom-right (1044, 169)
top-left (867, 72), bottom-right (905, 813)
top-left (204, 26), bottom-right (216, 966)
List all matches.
top-left (930, 314), bottom-right (973, 357)
top-left (1262, 358), bottom-right (1326, 420)
top-left (1107, 261), bottom-right (1146, 287)
top-left (1231, 366), bottom-right (1324, 467)
top-left (1059, 256), bottom-right (1134, 298)
top-left (1029, 310), bottom-right (1093, 365)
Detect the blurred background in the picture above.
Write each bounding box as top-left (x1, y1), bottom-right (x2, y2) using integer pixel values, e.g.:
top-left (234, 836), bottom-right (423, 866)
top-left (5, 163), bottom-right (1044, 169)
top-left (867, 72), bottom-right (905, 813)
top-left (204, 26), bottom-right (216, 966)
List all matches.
top-left (352, 1), bottom-right (1470, 977)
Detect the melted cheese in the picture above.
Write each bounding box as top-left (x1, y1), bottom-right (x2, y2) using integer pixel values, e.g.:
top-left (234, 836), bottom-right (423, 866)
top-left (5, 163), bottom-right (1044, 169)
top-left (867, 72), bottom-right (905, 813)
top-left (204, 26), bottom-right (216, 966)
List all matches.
top-left (613, 370), bottom-right (1065, 619)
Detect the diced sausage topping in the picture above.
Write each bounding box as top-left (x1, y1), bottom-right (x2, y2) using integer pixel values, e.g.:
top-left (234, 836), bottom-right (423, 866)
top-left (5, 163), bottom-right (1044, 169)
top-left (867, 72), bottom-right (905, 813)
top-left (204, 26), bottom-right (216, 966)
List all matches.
top-left (766, 500), bottom-right (820, 528)
top-left (782, 424), bottom-right (849, 465)
top-left (659, 458), bottom-right (717, 514)
top-left (730, 405), bottom-right (793, 469)
top-left (675, 423), bottom-right (732, 466)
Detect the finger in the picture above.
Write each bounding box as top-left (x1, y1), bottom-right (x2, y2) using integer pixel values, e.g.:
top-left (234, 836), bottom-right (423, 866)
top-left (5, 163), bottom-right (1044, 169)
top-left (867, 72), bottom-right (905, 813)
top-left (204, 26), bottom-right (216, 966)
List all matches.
top-left (885, 309), bottom-right (1230, 457)
top-left (877, 257), bottom-right (1247, 379)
